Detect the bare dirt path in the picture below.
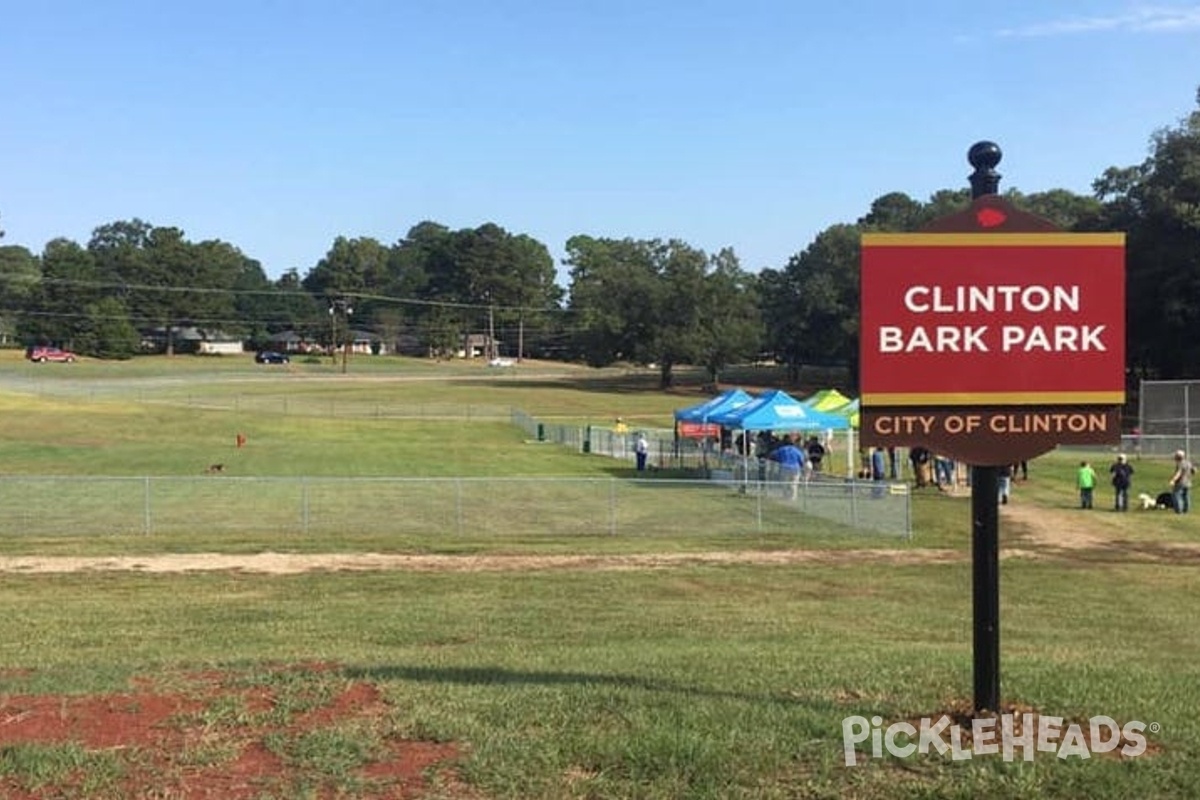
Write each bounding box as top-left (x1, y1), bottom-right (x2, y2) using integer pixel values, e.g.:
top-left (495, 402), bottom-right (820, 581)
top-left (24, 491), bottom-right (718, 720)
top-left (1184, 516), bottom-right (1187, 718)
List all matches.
top-left (0, 548), bottom-right (963, 574)
top-left (3, 497), bottom-right (1198, 575)
top-left (1000, 498), bottom-right (1200, 561)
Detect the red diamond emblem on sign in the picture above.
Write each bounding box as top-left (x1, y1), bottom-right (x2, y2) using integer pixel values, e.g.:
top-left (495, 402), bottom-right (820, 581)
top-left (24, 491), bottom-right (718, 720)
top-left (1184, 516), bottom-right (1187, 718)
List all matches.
top-left (976, 206), bottom-right (1007, 228)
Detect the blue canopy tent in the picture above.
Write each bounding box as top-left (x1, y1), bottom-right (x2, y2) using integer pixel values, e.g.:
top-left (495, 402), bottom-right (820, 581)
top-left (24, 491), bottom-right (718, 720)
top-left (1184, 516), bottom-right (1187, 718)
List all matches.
top-left (673, 388), bottom-right (754, 424)
top-left (709, 389), bottom-right (851, 432)
top-left (674, 388), bottom-right (753, 470)
top-left (710, 390), bottom-right (851, 485)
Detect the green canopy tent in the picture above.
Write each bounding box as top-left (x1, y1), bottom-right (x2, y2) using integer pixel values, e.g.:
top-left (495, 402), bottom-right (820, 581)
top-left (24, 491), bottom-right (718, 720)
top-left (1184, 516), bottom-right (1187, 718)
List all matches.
top-left (802, 390), bottom-right (860, 477)
top-left (803, 388), bottom-right (852, 412)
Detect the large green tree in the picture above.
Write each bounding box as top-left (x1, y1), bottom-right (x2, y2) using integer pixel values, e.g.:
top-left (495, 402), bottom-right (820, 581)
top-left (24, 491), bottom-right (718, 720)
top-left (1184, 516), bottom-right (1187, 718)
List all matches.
top-left (76, 296), bottom-right (140, 359)
top-left (26, 238), bottom-right (104, 349)
top-left (1092, 87), bottom-right (1200, 378)
top-left (696, 247), bottom-right (762, 385)
top-left (565, 236), bottom-right (663, 369)
top-left (565, 237), bottom-right (759, 387)
top-left (0, 245), bottom-right (41, 344)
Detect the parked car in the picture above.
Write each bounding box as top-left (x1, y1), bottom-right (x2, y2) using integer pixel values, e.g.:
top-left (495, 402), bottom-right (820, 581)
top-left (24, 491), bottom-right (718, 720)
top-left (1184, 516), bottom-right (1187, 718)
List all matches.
top-left (254, 350), bottom-right (290, 364)
top-left (26, 346), bottom-right (77, 363)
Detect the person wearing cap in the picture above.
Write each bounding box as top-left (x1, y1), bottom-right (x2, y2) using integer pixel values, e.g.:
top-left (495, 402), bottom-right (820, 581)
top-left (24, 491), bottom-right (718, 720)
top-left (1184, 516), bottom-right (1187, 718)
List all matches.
top-left (1169, 450), bottom-right (1194, 514)
top-left (1109, 453), bottom-right (1134, 512)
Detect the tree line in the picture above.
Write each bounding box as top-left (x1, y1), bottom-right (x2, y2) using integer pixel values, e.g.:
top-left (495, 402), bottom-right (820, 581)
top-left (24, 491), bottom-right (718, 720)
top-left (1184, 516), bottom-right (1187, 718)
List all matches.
top-left (1, 89), bottom-right (1198, 385)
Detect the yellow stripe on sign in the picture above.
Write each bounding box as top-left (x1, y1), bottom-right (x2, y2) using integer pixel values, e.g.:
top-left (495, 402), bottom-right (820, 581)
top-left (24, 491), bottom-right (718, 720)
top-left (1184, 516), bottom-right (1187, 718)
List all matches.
top-left (861, 391), bottom-right (1126, 406)
top-left (861, 233), bottom-right (1125, 247)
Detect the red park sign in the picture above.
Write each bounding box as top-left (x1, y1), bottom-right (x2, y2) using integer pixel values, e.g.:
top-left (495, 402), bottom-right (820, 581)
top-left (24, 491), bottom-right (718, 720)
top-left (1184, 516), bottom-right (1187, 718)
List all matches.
top-left (859, 222), bottom-right (1126, 463)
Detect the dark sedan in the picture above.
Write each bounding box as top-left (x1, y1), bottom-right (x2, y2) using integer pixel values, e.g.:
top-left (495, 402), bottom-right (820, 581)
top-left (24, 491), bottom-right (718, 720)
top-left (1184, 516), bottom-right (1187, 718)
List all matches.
top-left (254, 351), bottom-right (290, 364)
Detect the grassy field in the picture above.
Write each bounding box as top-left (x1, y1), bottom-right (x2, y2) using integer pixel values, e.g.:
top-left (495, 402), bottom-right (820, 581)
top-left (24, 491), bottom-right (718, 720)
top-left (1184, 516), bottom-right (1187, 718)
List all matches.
top-left (1, 352), bottom-right (1198, 799)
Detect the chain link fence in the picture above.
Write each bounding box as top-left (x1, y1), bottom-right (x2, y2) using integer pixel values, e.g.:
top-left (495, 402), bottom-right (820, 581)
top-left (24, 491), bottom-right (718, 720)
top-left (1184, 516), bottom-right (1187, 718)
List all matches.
top-left (1137, 380), bottom-right (1200, 456)
top-left (0, 475), bottom-right (911, 539)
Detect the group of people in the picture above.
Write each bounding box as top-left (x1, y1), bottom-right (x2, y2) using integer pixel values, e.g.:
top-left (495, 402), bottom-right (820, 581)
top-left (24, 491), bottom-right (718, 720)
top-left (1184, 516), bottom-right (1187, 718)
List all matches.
top-left (756, 434), bottom-right (831, 499)
top-left (1077, 449), bottom-right (1191, 513)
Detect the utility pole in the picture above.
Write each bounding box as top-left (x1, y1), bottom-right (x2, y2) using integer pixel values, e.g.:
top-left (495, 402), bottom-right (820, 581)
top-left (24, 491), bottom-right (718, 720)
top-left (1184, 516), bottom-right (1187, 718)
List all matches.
top-left (487, 293), bottom-right (497, 360)
top-left (328, 304), bottom-right (337, 367)
top-left (328, 297), bottom-right (354, 373)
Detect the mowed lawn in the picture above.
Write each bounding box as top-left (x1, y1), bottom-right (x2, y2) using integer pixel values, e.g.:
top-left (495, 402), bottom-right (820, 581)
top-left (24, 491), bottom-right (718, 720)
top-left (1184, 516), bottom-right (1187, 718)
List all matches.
top-left (1, 354), bottom-right (1199, 799)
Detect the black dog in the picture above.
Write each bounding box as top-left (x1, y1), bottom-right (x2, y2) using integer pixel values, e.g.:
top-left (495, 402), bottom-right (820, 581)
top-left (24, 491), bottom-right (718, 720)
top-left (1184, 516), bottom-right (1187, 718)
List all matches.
top-left (1156, 491), bottom-right (1176, 511)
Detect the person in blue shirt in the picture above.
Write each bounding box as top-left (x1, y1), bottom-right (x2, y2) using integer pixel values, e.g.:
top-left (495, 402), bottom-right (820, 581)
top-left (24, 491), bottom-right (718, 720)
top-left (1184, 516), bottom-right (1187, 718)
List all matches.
top-left (769, 436), bottom-right (807, 500)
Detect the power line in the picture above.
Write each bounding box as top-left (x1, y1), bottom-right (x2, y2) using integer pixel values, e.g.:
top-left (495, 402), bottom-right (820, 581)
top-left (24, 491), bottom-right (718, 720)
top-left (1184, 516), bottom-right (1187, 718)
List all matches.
top-left (29, 277), bottom-right (563, 314)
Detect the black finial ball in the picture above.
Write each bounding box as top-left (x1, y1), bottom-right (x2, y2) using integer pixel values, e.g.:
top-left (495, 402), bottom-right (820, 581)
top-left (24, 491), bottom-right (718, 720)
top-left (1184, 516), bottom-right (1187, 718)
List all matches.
top-left (968, 141), bottom-right (1002, 170)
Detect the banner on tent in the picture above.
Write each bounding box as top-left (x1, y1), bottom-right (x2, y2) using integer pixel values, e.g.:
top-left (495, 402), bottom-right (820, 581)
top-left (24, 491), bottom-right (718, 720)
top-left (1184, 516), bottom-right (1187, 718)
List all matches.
top-left (678, 422), bottom-right (720, 438)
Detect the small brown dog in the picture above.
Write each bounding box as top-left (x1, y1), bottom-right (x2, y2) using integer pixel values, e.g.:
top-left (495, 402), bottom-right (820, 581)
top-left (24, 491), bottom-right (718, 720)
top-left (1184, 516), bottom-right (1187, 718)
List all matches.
top-left (205, 463), bottom-right (226, 474)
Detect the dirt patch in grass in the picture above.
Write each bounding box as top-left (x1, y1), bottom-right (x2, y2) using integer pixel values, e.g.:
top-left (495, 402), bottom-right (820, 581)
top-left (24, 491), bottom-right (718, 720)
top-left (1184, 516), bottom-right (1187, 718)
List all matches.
top-left (1001, 501), bottom-right (1200, 560)
top-left (1001, 503), bottom-right (1119, 551)
top-left (0, 549), bottom-right (964, 575)
top-left (0, 664), bottom-right (469, 799)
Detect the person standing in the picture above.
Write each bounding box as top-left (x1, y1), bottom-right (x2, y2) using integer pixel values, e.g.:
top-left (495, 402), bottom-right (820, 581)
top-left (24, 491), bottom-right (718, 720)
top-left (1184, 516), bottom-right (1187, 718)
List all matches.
top-left (866, 448), bottom-right (881, 478)
top-left (805, 436), bottom-right (826, 474)
top-left (769, 436), bottom-right (806, 500)
top-left (909, 446), bottom-right (932, 488)
top-left (1109, 453), bottom-right (1133, 512)
top-left (1077, 461), bottom-right (1097, 509)
top-left (1170, 450), bottom-right (1194, 514)
top-left (635, 432), bottom-right (649, 472)
top-left (998, 463), bottom-right (1012, 505)
top-left (870, 447), bottom-right (887, 498)
top-left (934, 454), bottom-right (955, 489)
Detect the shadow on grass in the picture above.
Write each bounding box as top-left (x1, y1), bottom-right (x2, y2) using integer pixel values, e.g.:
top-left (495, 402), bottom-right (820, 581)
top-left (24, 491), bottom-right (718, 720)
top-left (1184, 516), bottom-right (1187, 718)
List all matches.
top-left (446, 373), bottom-right (698, 396)
top-left (346, 664), bottom-right (859, 712)
top-left (444, 363), bottom-right (850, 397)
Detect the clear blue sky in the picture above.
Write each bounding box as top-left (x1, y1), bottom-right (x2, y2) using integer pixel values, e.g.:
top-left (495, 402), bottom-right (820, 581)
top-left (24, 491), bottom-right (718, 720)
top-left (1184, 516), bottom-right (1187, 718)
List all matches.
top-left (2, 1), bottom-right (1198, 285)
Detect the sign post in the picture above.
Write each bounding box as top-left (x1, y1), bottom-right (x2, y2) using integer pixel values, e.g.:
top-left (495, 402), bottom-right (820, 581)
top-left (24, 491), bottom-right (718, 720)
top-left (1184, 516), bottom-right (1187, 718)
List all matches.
top-left (859, 142), bottom-right (1126, 714)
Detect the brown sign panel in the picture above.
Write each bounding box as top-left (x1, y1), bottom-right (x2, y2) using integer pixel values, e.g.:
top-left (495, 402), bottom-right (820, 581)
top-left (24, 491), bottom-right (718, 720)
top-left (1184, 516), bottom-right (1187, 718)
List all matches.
top-left (859, 406), bottom-right (1122, 465)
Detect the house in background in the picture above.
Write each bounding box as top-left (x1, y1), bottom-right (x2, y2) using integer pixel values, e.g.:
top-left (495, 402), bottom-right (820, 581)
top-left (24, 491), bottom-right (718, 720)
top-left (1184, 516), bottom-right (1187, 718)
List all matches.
top-left (141, 326), bottom-right (244, 355)
top-left (346, 329), bottom-right (385, 355)
top-left (268, 329), bottom-right (385, 355)
top-left (393, 334), bottom-right (425, 357)
top-left (267, 330), bottom-right (318, 354)
top-left (459, 333), bottom-right (499, 359)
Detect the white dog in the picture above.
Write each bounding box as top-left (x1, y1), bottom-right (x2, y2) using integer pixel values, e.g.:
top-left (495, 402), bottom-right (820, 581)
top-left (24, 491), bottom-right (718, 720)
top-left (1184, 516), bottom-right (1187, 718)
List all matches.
top-left (1138, 492), bottom-right (1157, 510)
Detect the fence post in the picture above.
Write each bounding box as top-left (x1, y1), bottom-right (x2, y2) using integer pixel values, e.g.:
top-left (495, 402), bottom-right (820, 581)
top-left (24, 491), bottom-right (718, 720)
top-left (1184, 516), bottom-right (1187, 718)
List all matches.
top-left (905, 488), bottom-right (913, 539)
top-left (1180, 383), bottom-right (1190, 453)
top-left (756, 483), bottom-right (763, 532)
top-left (143, 476), bottom-right (152, 536)
top-left (301, 477), bottom-right (309, 535)
top-left (850, 479), bottom-right (859, 529)
top-left (456, 478), bottom-right (464, 535)
top-left (609, 478), bottom-right (617, 536)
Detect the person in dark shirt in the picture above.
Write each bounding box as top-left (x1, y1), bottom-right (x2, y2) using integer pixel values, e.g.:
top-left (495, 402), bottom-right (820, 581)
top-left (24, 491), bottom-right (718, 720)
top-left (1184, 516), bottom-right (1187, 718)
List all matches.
top-left (805, 436), bottom-right (826, 474)
top-left (1109, 453), bottom-right (1133, 511)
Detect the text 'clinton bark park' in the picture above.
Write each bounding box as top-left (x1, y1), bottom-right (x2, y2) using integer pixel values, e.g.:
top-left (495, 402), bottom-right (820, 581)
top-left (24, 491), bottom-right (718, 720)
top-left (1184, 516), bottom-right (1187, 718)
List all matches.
top-left (877, 283), bottom-right (1108, 354)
